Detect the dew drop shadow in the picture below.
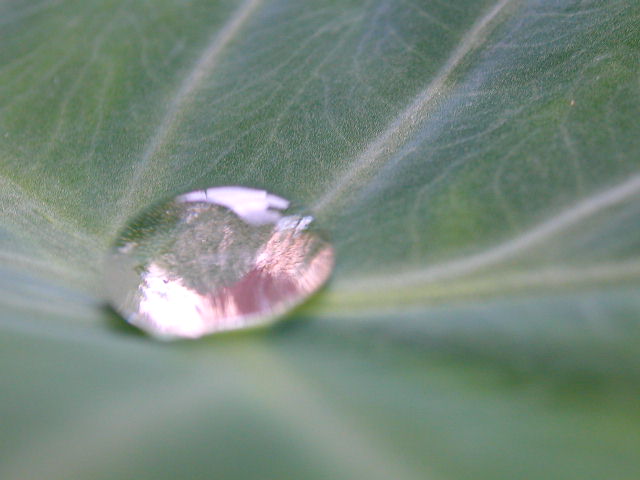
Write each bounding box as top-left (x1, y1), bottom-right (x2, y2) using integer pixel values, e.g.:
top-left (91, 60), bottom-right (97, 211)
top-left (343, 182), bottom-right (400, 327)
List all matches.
top-left (100, 282), bottom-right (330, 347)
top-left (101, 303), bottom-right (147, 339)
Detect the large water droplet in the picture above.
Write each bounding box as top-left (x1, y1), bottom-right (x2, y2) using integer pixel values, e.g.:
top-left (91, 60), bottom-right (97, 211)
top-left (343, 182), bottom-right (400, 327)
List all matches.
top-left (105, 187), bottom-right (334, 339)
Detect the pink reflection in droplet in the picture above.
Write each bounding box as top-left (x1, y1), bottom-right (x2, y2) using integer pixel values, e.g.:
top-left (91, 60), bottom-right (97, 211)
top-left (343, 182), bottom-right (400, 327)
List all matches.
top-left (136, 230), bottom-right (334, 338)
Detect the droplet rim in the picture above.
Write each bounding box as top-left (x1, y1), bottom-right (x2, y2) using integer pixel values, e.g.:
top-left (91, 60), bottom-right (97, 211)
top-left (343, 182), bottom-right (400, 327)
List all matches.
top-left (104, 186), bottom-right (335, 340)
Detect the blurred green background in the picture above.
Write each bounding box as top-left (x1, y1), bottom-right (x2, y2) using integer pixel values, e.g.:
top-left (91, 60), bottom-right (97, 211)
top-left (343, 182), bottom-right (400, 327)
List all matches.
top-left (1, 0), bottom-right (640, 478)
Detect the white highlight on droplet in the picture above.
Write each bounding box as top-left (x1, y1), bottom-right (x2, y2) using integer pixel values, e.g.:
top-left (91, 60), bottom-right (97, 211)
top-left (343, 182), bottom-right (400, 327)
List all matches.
top-left (178, 186), bottom-right (290, 225)
top-left (138, 263), bottom-right (208, 339)
top-left (277, 215), bottom-right (314, 232)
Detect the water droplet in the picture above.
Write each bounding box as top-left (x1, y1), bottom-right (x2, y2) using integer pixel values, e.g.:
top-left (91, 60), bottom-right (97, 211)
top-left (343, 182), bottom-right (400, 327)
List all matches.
top-left (104, 187), bottom-right (334, 339)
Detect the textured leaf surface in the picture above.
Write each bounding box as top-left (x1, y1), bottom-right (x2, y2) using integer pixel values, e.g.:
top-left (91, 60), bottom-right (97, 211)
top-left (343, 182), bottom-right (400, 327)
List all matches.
top-left (1, 0), bottom-right (640, 478)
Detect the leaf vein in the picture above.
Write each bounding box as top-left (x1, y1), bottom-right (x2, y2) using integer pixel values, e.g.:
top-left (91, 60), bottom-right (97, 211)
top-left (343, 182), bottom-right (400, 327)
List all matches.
top-left (112, 0), bottom-right (263, 226)
top-left (312, 0), bottom-right (517, 212)
top-left (346, 173), bottom-right (640, 290)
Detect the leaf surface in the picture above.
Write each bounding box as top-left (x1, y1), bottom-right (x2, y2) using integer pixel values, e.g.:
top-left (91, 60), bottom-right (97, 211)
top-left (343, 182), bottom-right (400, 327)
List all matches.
top-left (1, 1), bottom-right (640, 478)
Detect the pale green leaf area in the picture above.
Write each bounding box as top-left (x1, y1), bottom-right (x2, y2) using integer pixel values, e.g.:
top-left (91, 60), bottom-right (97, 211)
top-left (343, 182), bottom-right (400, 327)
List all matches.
top-left (1, 0), bottom-right (640, 478)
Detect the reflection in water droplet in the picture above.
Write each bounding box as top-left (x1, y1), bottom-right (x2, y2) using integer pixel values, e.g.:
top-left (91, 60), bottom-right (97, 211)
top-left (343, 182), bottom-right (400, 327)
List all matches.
top-left (105, 187), bottom-right (334, 339)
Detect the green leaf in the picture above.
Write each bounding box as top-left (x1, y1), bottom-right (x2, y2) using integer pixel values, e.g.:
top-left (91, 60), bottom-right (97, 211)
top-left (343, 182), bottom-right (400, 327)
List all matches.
top-left (1, 0), bottom-right (640, 478)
